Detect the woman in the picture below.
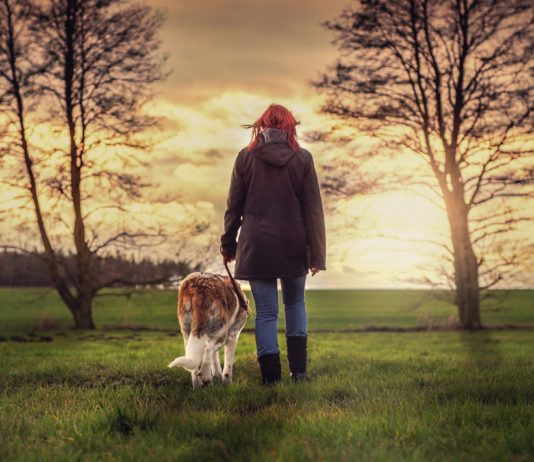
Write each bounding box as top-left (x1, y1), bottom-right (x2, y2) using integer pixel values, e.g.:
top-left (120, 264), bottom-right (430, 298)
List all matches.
top-left (220, 103), bottom-right (326, 384)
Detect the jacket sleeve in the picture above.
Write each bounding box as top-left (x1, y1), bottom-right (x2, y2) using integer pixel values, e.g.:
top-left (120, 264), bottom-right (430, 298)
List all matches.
top-left (301, 154), bottom-right (326, 270)
top-left (220, 150), bottom-right (246, 257)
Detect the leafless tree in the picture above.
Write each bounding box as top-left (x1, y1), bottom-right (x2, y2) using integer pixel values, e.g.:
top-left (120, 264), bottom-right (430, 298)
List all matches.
top-left (314, 0), bottom-right (533, 329)
top-left (0, 0), bottom-right (189, 329)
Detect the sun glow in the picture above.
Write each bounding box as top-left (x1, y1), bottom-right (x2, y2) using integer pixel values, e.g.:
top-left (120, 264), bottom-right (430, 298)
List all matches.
top-left (1, 0), bottom-right (532, 289)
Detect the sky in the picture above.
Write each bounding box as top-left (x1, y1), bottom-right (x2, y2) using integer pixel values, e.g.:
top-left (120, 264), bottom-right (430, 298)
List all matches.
top-left (138, 0), bottom-right (471, 289)
top-left (1, 0), bottom-right (532, 289)
top-left (142, 0), bottom-right (446, 287)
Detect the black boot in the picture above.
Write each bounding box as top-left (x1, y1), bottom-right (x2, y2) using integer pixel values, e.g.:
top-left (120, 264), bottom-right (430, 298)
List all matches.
top-left (257, 353), bottom-right (281, 385)
top-left (287, 336), bottom-right (310, 382)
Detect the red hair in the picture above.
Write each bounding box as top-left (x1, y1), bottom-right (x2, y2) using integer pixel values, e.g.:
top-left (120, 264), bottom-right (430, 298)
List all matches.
top-left (244, 104), bottom-right (301, 152)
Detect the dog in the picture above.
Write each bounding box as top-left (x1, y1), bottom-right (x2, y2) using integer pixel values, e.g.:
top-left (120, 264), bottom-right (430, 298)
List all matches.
top-left (167, 272), bottom-right (250, 389)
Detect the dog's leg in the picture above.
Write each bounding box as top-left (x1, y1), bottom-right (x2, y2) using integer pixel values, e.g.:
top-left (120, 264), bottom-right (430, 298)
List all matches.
top-left (211, 345), bottom-right (223, 380)
top-left (179, 332), bottom-right (200, 389)
top-left (200, 340), bottom-right (222, 387)
top-left (192, 368), bottom-right (203, 389)
top-left (181, 331), bottom-right (189, 350)
top-left (222, 332), bottom-right (241, 384)
top-left (223, 308), bottom-right (248, 385)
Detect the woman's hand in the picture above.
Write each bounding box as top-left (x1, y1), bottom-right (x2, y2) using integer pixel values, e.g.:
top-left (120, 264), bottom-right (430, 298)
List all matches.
top-left (222, 254), bottom-right (235, 265)
top-left (310, 267), bottom-right (320, 276)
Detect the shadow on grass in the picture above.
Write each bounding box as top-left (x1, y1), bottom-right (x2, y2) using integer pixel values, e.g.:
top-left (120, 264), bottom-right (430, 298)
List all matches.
top-left (95, 378), bottom-right (294, 460)
top-left (459, 329), bottom-right (503, 370)
top-left (2, 369), bottom-right (190, 390)
top-left (419, 330), bottom-right (534, 406)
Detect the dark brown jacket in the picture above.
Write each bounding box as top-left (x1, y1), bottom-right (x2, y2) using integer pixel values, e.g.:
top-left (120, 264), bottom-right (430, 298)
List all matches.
top-left (220, 128), bottom-right (326, 280)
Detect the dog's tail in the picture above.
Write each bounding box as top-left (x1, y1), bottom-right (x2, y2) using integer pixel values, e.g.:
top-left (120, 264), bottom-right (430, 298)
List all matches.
top-left (167, 334), bottom-right (206, 371)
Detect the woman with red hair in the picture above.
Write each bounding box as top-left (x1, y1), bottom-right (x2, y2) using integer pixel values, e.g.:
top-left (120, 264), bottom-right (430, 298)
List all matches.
top-left (220, 103), bottom-right (326, 384)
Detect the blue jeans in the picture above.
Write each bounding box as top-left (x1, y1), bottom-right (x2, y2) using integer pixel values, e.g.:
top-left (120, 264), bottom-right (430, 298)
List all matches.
top-left (249, 275), bottom-right (307, 357)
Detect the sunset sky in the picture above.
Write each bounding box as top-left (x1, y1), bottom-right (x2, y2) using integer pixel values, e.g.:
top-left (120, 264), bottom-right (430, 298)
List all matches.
top-left (2, 0), bottom-right (533, 289)
top-left (143, 0), bottom-right (448, 289)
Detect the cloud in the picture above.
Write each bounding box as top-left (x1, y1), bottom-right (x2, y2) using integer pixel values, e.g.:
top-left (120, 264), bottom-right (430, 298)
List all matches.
top-left (143, 90), bottom-right (332, 209)
top-left (173, 162), bottom-right (229, 203)
top-left (3, 1), bottom-right (532, 288)
top-left (149, 0), bottom-right (349, 103)
top-left (139, 88), bottom-right (464, 288)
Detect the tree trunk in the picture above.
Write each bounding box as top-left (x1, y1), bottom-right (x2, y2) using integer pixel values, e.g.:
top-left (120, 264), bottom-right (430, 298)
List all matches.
top-left (69, 296), bottom-right (95, 330)
top-left (4, 0), bottom-right (77, 311)
top-left (446, 196), bottom-right (482, 330)
top-left (64, 1), bottom-right (96, 331)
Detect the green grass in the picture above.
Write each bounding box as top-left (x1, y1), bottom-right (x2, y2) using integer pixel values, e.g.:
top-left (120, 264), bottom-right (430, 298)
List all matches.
top-left (0, 289), bottom-right (533, 460)
top-left (0, 330), bottom-right (533, 461)
top-left (0, 288), bottom-right (532, 333)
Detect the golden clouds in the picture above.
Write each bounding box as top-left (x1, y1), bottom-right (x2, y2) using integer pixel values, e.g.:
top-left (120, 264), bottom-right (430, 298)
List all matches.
top-left (150, 0), bottom-right (350, 103)
top-left (2, 0), bottom-right (532, 288)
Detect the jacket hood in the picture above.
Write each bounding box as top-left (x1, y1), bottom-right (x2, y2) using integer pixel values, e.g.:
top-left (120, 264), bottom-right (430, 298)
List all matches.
top-left (251, 127), bottom-right (295, 167)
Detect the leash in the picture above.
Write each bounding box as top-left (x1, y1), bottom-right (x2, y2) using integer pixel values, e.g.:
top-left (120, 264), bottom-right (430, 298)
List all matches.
top-left (224, 261), bottom-right (249, 311)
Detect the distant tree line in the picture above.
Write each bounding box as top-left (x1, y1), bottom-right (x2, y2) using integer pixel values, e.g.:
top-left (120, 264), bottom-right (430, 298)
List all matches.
top-left (0, 250), bottom-right (199, 288)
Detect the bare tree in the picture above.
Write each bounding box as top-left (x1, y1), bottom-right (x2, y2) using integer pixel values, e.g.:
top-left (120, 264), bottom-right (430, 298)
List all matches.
top-left (314, 0), bottom-right (533, 329)
top-left (0, 0), bottom-right (178, 329)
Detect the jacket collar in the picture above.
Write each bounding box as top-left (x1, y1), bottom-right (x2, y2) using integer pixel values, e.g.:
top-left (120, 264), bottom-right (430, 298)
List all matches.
top-left (252, 128), bottom-right (294, 167)
top-left (260, 127), bottom-right (287, 144)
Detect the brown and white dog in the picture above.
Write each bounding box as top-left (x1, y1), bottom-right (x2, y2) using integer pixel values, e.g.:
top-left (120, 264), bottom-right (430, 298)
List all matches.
top-left (167, 272), bottom-right (250, 389)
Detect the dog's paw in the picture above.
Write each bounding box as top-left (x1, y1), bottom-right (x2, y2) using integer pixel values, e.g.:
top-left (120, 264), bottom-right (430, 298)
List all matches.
top-left (222, 373), bottom-right (232, 385)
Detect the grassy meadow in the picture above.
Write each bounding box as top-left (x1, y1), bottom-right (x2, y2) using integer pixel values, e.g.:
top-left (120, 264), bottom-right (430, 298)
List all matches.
top-left (1, 288), bottom-right (533, 333)
top-left (0, 288), bottom-right (533, 461)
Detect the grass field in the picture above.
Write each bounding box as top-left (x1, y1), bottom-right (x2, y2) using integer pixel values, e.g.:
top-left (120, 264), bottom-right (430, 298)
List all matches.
top-left (1, 288), bottom-right (533, 333)
top-left (0, 289), bottom-right (533, 461)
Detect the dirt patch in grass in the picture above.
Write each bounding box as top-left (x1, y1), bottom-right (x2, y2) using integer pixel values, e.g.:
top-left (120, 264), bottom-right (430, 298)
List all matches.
top-left (3, 371), bottom-right (180, 390)
top-left (100, 323), bottom-right (172, 332)
top-left (307, 323), bottom-right (534, 333)
top-left (76, 333), bottom-right (142, 342)
top-left (102, 323), bottom-right (534, 334)
top-left (4, 333), bottom-right (54, 343)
